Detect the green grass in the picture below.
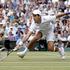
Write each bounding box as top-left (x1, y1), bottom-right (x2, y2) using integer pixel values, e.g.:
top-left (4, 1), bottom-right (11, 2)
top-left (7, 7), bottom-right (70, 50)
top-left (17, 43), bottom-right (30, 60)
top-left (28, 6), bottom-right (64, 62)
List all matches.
top-left (0, 51), bottom-right (70, 70)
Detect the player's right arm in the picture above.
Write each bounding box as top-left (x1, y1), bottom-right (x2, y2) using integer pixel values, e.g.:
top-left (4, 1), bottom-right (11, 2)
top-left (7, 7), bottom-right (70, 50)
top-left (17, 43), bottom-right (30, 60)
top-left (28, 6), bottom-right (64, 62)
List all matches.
top-left (22, 31), bottom-right (32, 43)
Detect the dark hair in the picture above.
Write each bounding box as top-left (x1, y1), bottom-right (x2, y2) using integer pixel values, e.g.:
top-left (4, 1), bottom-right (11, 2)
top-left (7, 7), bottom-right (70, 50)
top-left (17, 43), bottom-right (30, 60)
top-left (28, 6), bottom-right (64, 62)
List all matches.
top-left (33, 14), bottom-right (40, 17)
top-left (0, 4), bottom-right (3, 8)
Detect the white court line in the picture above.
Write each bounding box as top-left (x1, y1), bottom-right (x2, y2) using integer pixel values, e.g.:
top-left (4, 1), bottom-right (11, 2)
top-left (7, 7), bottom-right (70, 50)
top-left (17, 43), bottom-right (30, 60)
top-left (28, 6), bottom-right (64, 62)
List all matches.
top-left (0, 62), bottom-right (70, 63)
top-left (0, 66), bottom-right (70, 67)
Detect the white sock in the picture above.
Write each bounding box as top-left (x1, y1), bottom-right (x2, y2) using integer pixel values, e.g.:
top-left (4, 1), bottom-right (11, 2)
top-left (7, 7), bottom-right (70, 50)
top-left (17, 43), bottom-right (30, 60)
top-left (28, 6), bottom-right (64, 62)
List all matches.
top-left (17, 43), bottom-right (28, 56)
top-left (61, 47), bottom-right (65, 56)
top-left (20, 43), bottom-right (28, 54)
top-left (58, 47), bottom-right (65, 57)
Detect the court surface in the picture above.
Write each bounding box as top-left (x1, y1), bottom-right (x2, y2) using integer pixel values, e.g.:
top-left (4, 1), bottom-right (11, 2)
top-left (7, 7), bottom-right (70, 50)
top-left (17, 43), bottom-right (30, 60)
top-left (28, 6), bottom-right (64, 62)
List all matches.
top-left (0, 51), bottom-right (70, 70)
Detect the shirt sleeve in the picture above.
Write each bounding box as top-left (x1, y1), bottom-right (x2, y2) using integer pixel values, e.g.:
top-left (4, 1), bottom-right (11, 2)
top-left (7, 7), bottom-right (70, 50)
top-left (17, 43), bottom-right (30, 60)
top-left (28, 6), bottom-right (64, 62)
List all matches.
top-left (29, 22), bottom-right (35, 33)
top-left (29, 22), bottom-right (40, 33)
top-left (42, 15), bottom-right (56, 23)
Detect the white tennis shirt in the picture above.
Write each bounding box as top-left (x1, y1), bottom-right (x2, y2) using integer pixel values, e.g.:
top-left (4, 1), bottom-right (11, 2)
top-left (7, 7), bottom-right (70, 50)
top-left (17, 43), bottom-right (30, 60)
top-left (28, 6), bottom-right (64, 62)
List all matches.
top-left (29, 15), bottom-right (56, 35)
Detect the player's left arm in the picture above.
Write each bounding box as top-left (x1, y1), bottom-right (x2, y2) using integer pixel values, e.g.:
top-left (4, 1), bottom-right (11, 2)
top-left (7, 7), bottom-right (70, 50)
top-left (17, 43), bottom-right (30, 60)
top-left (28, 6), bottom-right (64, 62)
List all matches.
top-left (56, 12), bottom-right (70, 18)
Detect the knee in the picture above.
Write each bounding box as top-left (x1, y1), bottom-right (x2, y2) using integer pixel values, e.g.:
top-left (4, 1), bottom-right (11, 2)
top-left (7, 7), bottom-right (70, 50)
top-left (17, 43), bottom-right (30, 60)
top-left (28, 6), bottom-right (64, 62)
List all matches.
top-left (34, 35), bottom-right (42, 40)
top-left (35, 32), bottom-right (42, 40)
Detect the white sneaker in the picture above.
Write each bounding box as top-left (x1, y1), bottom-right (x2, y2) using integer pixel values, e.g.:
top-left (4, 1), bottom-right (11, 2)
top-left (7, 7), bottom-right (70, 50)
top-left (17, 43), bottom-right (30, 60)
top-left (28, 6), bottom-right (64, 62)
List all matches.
top-left (61, 56), bottom-right (65, 60)
top-left (17, 47), bottom-right (28, 58)
top-left (13, 48), bottom-right (18, 51)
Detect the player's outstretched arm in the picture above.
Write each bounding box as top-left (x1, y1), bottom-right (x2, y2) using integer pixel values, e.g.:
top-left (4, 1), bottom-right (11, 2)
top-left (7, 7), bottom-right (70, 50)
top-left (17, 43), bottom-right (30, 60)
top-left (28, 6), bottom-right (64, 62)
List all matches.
top-left (56, 12), bottom-right (70, 18)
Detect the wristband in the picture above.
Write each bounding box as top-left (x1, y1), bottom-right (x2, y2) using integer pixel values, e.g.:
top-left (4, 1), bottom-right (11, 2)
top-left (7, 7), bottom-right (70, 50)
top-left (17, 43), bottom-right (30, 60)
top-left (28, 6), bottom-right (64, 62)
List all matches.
top-left (65, 12), bottom-right (70, 14)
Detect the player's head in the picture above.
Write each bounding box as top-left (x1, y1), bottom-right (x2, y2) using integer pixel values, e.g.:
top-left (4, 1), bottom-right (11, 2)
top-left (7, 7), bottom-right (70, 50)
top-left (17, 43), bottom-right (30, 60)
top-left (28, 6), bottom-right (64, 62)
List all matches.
top-left (32, 9), bottom-right (41, 24)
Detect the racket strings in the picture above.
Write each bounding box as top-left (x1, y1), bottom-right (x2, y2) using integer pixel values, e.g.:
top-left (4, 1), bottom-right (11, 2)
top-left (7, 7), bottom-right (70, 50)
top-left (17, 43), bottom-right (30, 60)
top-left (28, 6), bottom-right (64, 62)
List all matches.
top-left (0, 49), bottom-right (13, 61)
top-left (0, 51), bottom-right (8, 61)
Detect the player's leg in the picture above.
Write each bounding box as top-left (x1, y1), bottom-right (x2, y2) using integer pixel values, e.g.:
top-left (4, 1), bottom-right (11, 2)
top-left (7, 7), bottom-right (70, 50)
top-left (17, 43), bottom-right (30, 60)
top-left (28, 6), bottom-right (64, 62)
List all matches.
top-left (17, 42), bottom-right (28, 58)
top-left (17, 32), bottom-right (42, 58)
top-left (48, 41), bottom-right (54, 51)
top-left (58, 43), bottom-right (65, 59)
top-left (28, 32), bottom-right (42, 49)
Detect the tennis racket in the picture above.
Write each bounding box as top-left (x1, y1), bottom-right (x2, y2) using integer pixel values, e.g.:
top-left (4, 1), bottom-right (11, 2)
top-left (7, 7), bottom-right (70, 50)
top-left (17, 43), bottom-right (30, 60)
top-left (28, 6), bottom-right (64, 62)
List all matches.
top-left (0, 49), bottom-right (13, 61)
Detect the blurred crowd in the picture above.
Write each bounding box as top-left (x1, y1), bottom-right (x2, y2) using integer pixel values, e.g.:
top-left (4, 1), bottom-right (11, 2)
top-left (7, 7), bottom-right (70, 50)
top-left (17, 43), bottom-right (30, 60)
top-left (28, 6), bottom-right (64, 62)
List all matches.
top-left (0, 0), bottom-right (70, 50)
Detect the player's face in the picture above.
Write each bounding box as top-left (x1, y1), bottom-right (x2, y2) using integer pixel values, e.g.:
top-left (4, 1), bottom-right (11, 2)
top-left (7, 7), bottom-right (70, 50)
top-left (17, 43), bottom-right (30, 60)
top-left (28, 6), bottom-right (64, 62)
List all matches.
top-left (33, 14), bottom-right (41, 24)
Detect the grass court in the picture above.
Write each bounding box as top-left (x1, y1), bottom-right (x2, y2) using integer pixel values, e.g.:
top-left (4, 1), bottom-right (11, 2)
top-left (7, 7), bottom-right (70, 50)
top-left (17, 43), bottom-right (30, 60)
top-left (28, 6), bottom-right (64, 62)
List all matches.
top-left (0, 51), bottom-right (70, 70)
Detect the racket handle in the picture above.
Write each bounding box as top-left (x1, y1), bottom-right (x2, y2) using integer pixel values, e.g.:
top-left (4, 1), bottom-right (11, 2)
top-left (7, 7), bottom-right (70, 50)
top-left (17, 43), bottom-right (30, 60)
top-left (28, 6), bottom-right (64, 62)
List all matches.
top-left (7, 52), bottom-right (10, 56)
top-left (7, 50), bottom-right (13, 56)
